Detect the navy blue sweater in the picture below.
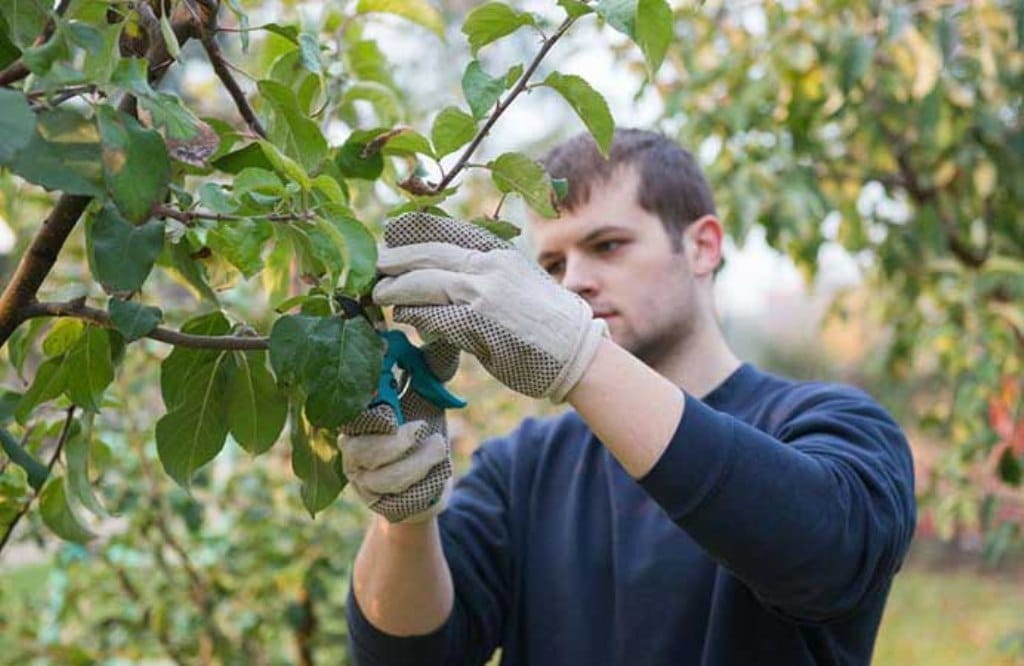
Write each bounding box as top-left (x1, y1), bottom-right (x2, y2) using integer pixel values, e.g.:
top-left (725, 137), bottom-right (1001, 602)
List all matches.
top-left (347, 363), bottom-right (917, 665)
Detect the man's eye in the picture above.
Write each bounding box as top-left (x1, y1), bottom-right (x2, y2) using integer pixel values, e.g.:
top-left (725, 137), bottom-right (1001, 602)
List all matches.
top-left (543, 261), bottom-right (564, 276)
top-left (595, 240), bottom-right (623, 253)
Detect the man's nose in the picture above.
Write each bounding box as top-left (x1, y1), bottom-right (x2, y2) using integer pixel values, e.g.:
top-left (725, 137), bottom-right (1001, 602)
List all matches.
top-left (561, 254), bottom-right (600, 298)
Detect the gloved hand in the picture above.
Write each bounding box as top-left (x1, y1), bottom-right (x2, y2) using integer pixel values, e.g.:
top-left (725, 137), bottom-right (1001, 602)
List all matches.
top-left (339, 339), bottom-right (459, 523)
top-left (373, 212), bottom-right (608, 402)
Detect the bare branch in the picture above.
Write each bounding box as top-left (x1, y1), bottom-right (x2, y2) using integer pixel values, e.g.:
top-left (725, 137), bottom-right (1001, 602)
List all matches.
top-left (432, 16), bottom-right (576, 193)
top-left (22, 301), bottom-right (270, 350)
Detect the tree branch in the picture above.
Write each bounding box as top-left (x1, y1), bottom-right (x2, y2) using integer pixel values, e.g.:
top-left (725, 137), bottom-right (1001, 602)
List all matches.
top-left (0, 407), bottom-right (76, 558)
top-left (200, 33), bottom-right (266, 138)
top-left (430, 16), bottom-right (576, 194)
top-left (152, 204), bottom-right (311, 224)
top-left (22, 301), bottom-right (270, 350)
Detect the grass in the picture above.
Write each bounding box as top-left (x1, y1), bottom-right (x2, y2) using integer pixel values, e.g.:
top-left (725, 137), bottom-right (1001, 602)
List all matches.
top-left (874, 543), bottom-right (1024, 666)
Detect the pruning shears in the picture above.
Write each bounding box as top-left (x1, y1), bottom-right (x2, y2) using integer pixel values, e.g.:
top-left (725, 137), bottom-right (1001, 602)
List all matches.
top-left (338, 296), bottom-right (467, 424)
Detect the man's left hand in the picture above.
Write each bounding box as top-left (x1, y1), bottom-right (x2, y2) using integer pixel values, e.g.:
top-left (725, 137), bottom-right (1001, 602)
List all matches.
top-left (373, 212), bottom-right (607, 402)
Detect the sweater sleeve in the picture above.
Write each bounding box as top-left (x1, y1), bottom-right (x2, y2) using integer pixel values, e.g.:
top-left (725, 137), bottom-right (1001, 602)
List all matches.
top-left (637, 386), bottom-right (916, 623)
top-left (347, 434), bottom-right (517, 666)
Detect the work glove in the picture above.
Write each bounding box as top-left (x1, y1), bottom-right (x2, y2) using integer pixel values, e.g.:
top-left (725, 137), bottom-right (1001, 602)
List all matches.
top-left (338, 339), bottom-right (459, 523)
top-left (373, 212), bottom-right (608, 402)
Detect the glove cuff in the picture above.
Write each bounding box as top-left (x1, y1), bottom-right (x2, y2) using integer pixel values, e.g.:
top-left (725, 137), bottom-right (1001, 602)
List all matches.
top-left (548, 313), bottom-right (610, 403)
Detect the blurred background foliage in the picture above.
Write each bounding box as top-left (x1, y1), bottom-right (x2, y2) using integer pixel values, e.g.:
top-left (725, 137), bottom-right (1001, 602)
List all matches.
top-left (0, 0), bottom-right (1021, 664)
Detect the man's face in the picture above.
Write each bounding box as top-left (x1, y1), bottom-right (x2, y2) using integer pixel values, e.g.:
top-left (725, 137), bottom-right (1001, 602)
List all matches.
top-left (530, 166), bottom-right (702, 368)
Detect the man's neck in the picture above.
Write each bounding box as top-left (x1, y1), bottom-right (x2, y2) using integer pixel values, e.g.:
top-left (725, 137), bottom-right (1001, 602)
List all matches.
top-left (650, 317), bottom-right (742, 400)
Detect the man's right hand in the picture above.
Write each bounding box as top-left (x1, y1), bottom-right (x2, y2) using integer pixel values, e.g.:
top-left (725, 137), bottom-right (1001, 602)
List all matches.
top-left (339, 339), bottom-right (459, 524)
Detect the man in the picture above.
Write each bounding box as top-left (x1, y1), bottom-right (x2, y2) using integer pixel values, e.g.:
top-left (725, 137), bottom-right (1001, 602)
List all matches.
top-left (339, 129), bottom-right (917, 665)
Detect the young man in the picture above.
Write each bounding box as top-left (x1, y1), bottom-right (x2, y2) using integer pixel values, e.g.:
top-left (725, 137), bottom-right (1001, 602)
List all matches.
top-left (340, 129), bottom-right (917, 665)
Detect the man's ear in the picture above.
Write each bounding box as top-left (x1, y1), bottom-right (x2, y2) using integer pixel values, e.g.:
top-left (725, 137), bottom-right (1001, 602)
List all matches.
top-left (684, 215), bottom-right (724, 278)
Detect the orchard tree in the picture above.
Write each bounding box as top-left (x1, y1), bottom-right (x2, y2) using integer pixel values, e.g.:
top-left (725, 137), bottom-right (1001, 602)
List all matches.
top-left (0, 0), bottom-right (677, 543)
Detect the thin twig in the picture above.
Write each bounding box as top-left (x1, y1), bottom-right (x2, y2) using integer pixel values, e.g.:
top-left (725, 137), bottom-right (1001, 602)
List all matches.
top-left (152, 204), bottom-right (312, 224)
top-left (0, 407), bottom-right (76, 558)
top-left (200, 33), bottom-right (267, 138)
top-left (22, 301), bottom-right (270, 351)
top-left (431, 16), bottom-right (576, 194)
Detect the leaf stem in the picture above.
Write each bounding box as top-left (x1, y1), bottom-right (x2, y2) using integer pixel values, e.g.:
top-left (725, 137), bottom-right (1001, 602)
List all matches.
top-left (432, 16), bottom-right (576, 193)
top-left (22, 301), bottom-right (270, 351)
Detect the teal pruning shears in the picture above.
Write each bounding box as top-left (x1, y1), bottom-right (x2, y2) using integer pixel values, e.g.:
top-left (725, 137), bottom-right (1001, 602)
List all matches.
top-left (339, 296), bottom-right (467, 424)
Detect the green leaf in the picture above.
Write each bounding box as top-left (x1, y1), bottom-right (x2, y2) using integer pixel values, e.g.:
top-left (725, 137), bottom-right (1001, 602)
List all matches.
top-left (213, 142), bottom-right (275, 174)
top-left (158, 238), bottom-right (221, 304)
top-left (42, 319), bottom-right (85, 357)
top-left (596, 0), bottom-right (637, 38)
top-left (259, 139), bottom-right (311, 190)
top-left (269, 314), bottom-right (319, 387)
top-left (382, 129), bottom-right (435, 158)
top-left (0, 427), bottom-right (49, 491)
top-left (107, 299), bottom-right (162, 342)
top-left (542, 72), bottom-right (614, 157)
top-left (159, 311), bottom-right (231, 409)
top-left (334, 129), bottom-right (386, 180)
top-left (7, 108), bottom-right (104, 197)
top-left (40, 476), bottom-right (95, 543)
top-left (207, 219), bottom-right (273, 279)
top-left (298, 32), bottom-right (322, 74)
top-left (159, 14), bottom-right (180, 58)
top-left (97, 105), bottom-right (171, 223)
top-left (471, 217), bottom-right (521, 241)
top-left (0, 466), bottom-right (31, 527)
top-left (462, 2), bottom-right (535, 54)
top-left (341, 81), bottom-right (402, 125)
top-left (301, 317), bottom-right (383, 428)
top-left (0, 15), bottom-right (20, 70)
top-left (0, 390), bottom-right (21, 424)
top-left (0, 89), bottom-right (34, 162)
top-left (321, 205), bottom-right (378, 294)
top-left (488, 152), bottom-right (558, 218)
top-left (88, 205), bottom-right (165, 293)
top-left (347, 39), bottom-right (395, 87)
top-left (65, 413), bottom-right (106, 517)
top-left (431, 106), bottom-right (477, 159)
top-left (228, 351), bottom-right (288, 455)
top-left (64, 326), bottom-right (114, 412)
top-left (155, 349), bottom-right (233, 488)
top-left (289, 405), bottom-right (344, 516)
top-left (0, 0), bottom-right (48, 47)
top-left (258, 79), bottom-right (328, 172)
top-left (112, 59), bottom-right (202, 140)
top-left (15, 355), bottom-right (69, 424)
top-left (462, 60), bottom-right (506, 119)
top-left (636, 0), bottom-right (671, 75)
top-left (558, 0), bottom-right (595, 18)
top-left (355, 0), bottom-right (444, 37)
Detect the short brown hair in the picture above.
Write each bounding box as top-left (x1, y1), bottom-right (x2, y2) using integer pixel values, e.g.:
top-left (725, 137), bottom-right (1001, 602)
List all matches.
top-left (542, 128), bottom-right (716, 249)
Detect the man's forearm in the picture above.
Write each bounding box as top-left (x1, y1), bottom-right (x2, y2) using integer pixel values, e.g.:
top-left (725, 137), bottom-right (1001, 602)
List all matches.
top-left (566, 338), bottom-right (685, 478)
top-left (352, 516), bottom-right (454, 636)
